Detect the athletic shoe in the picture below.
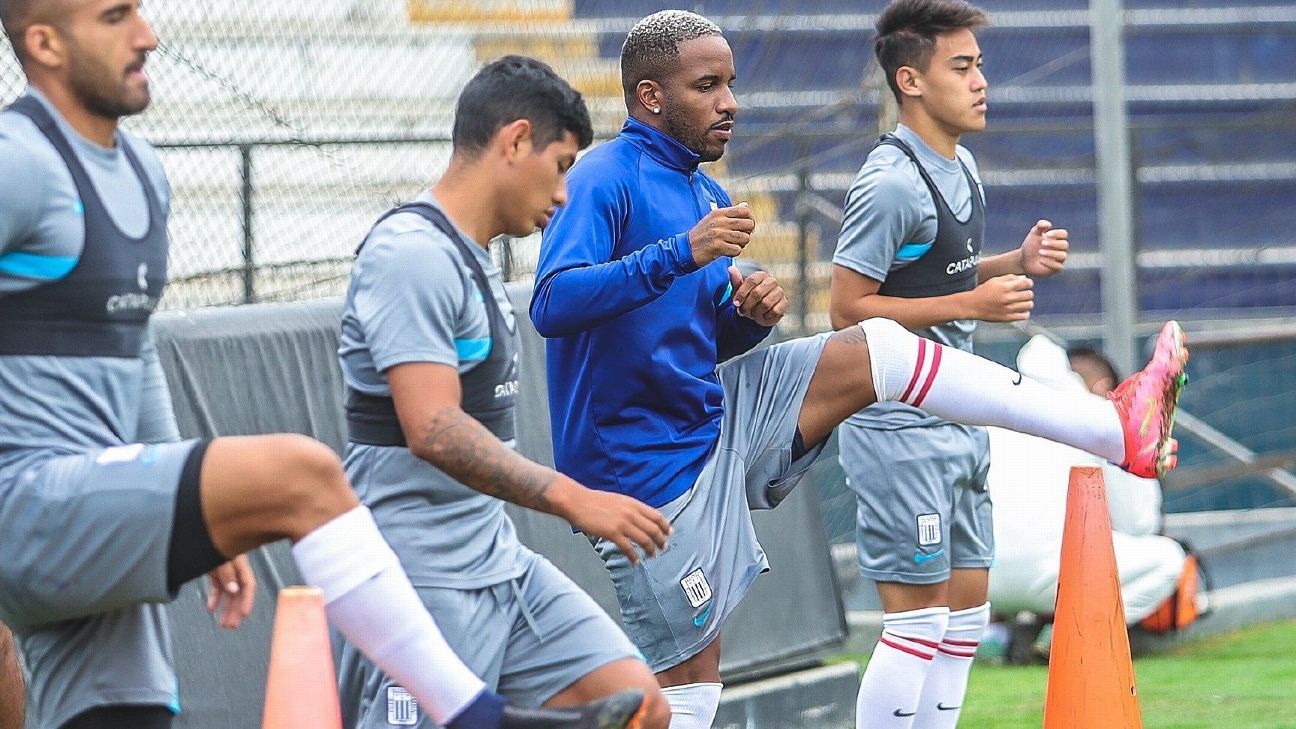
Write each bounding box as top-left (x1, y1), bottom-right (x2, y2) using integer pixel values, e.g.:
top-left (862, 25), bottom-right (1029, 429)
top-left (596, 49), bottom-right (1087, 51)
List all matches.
top-left (1109, 321), bottom-right (1189, 478)
top-left (499, 689), bottom-right (646, 729)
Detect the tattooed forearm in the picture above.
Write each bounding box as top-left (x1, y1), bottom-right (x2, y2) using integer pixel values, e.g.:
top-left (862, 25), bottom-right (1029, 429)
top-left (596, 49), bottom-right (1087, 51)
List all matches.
top-left (412, 407), bottom-right (557, 513)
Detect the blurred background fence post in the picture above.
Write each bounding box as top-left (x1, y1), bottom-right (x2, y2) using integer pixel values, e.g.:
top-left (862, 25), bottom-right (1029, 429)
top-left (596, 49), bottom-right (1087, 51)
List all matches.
top-left (1091, 0), bottom-right (1139, 374)
top-left (240, 143), bottom-right (255, 303)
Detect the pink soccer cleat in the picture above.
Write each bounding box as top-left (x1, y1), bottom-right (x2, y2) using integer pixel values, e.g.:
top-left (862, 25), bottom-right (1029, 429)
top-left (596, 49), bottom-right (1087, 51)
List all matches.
top-left (1110, 321), bottom-right (1190, 478)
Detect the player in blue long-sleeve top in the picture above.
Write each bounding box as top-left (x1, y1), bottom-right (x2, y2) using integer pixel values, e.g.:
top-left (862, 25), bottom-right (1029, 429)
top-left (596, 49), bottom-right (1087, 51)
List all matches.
top-left (532, 10), bottom-right (1188, 728)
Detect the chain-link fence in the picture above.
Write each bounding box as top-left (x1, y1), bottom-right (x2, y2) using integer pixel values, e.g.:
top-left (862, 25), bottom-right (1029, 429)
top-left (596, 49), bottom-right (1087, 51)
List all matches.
top-left (5, 1), bottom-right (1294, 319)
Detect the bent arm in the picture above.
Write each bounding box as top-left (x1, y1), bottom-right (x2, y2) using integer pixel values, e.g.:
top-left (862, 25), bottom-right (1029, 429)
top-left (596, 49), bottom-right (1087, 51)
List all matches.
top-left (530, 168), bottom-right (698, 337)
top-left (830, 264), bottom-right (975, 331)
top-left (977, 250), bottom-right (1027, 279)
top-left (388, 362), bottom-right (673, 561)
top-left (389, 362), bottom-right (567, 514)
top-left (530, 234), bottom-right (698, 337)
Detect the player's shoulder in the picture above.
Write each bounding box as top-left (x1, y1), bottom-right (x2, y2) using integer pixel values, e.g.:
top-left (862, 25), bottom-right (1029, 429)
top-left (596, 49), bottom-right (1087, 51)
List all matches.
top-left (565, 139), bottom-right (635, 207)
top-left (0, 109), bottom-right (63, 175)
top-left (571, 138), bottom-right (637, 181)
top-left (0, 110), bottom-right (64, 223)
top-left (853, 142), bottom-right (924, 197)
top-left (362, 205), bottom-right (463, 269)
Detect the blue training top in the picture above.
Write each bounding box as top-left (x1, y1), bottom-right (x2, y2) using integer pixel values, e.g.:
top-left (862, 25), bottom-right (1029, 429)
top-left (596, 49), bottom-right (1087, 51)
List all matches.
top-left (531, 117), bottom-right (771, 507)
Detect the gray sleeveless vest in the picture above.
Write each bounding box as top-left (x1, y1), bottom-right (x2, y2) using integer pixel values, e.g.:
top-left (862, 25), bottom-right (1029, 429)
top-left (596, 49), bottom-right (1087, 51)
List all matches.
top-left (874, 134), bottom-right (985, 299)
top-left (346, 203), bottom-right (518, 445)
top-left (0, 95), bottom-right (167, 357)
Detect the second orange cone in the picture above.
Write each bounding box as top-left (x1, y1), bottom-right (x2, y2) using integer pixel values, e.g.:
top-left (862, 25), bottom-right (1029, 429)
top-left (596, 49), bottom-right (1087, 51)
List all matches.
top-left (262, 586), bottom-right (343, 729)
top-left (1043, 465), bottom-right (1143, 729)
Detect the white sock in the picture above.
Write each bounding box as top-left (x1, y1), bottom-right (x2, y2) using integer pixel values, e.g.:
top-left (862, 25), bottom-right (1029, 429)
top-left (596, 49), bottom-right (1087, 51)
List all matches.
top-left (291, 507), bottom-right (486, 725)
top-left (856, 606), bottom-right (949, 729)
top-left (859, 318), bottom-right (1125, 463)
top-left (662, 682), bottom-right (723, 729)
top-left (913, 603), bottom-right (989, 729)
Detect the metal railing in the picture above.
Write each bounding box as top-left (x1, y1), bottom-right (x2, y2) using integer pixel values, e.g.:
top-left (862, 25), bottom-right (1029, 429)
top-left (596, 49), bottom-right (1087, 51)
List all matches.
top-left (156, 134), bottom-right (458, 305)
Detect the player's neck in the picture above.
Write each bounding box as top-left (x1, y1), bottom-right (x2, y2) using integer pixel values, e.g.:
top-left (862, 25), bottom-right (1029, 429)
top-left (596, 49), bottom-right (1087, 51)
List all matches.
top-left (629, 110), bottom-right (665, 134)
top-left (430, 171), bottom-right (499, 250)
top-left (898, 109), bottom-right (960, 160)
top-left (33, 81), bottom-right (119, 148)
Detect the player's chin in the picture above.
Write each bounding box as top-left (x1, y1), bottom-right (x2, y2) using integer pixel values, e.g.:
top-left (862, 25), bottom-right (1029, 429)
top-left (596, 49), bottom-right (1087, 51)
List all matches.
top-left (698, 145), bottom-right (727, 163)
top-left (122, 88), bottom-right (152, 116)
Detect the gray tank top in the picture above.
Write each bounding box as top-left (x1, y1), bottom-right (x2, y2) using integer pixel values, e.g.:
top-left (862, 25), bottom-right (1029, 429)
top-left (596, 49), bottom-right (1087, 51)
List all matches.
top-left (0, 91), bottom-right (172, 475)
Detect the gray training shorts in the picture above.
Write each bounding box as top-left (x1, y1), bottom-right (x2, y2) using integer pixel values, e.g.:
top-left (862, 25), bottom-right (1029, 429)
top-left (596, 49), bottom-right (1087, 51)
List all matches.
top-left (840, 422), bottom-right (994, 585)
top-left (594, 332), bottom-right (832, 672)
top-left (338, 550), bottom-right (641, 728)
top-left (0, 440), bottom-right (204, 729)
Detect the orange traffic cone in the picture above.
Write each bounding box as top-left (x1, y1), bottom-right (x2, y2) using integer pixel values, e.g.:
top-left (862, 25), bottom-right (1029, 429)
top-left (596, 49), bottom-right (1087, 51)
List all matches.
top-left (262, 586), bottom-right (343, 729)
top-left (1043, 466), bottom-right (1142, 728)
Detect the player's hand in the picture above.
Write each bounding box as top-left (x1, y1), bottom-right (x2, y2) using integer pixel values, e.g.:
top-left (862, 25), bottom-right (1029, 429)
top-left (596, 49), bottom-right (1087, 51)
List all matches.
top-left (728, 266), bottom-right (788, 327)
top-left (206, 555), bottom-right (257, 630)
top-left (1019, 219), bottom-right (1068, 277)
top-left (688, 204), bottom-right (756, 268)
top-left (968, 274), bottom-right (1034, 322)
top-left (552, 478), bottom-right (672, 565)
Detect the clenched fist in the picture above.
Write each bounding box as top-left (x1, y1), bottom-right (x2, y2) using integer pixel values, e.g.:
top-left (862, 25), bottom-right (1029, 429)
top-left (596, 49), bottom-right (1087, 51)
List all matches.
top-left (728, 266), bottom-right (788, 327)
top-left (968, 274), bottom-right (1034, 322)
top-left (689, 204), bottom-right (756, 267)
top-left (1020, 219), bottom-right (1068, 277)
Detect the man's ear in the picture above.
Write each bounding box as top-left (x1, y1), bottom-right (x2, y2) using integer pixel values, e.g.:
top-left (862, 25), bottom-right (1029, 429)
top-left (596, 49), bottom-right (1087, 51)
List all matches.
top-left (496, 119), bottom-right (534, 163)
top-left (635, 79), bottom-right (663, 115)
top-left (895, 66), bottom-right (922, 99)
top-left (25, 23), bottom-right (68, 71)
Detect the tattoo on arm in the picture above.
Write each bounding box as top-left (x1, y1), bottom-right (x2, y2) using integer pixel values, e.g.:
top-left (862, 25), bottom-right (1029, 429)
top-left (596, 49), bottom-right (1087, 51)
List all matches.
top-left (413, 407), bottom-right (556, 513)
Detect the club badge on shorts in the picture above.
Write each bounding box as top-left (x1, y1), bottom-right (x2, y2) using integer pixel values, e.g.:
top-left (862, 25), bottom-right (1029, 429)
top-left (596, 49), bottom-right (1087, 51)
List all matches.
top-left (917, 513), bottom-right (942, 547)
top-left (387, 686), bottom-right (418, 725)
top-left (680, 568), bottom-right (713, 609)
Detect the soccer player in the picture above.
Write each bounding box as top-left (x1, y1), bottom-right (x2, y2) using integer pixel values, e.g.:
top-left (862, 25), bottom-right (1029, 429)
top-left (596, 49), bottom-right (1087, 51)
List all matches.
top-left (334, 56), bottom-right (672, 729)
top-left (531, 9), bottom-right (1186, 729)
top-left (828, 1), bottom-right (1062, 725)
top-left (0, 2), bottom-right (643, 728)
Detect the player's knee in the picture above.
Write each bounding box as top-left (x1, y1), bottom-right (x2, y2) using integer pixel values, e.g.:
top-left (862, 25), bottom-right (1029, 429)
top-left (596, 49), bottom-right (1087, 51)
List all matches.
top-left (266, 435), bottom-right (356, 534)
top-left (854, 316), bottom-right (907, 349)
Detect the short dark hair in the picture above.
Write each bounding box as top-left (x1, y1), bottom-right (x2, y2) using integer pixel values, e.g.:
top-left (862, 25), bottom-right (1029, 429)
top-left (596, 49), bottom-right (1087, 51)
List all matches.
top-left (874, 0), bottom-right (989, 102)
top-left (1067, 346), bottom-right (1121, 383)
top-left (451, 55), bottom-right (593, 156)
top-left (620, 10), bottom-right (723, 100)
top-left (1, 0), bottom-right (42, 65)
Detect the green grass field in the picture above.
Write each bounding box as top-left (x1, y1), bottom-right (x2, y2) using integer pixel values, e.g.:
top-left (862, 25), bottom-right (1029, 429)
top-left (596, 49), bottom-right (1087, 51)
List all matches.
top-left (843, 619), bottom-right (1296, 728)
